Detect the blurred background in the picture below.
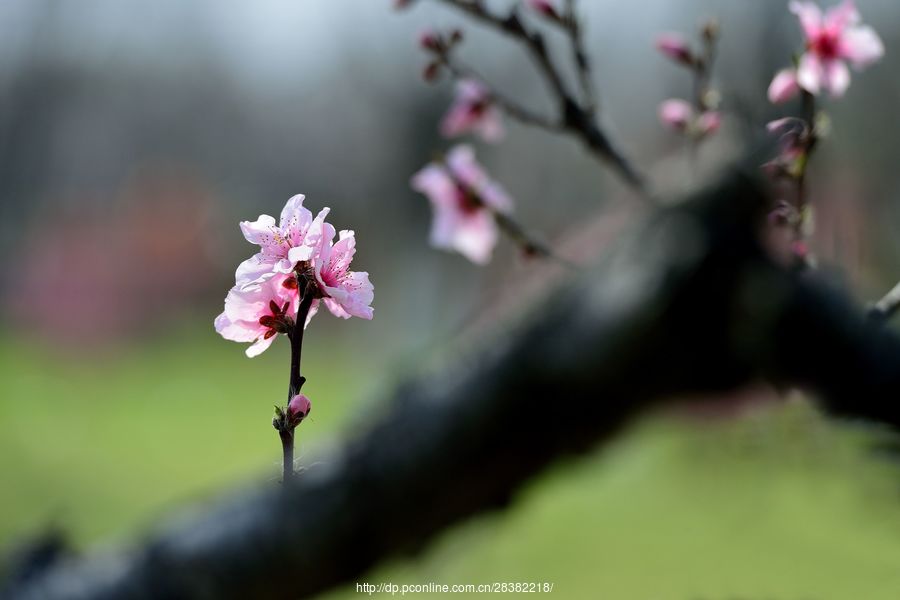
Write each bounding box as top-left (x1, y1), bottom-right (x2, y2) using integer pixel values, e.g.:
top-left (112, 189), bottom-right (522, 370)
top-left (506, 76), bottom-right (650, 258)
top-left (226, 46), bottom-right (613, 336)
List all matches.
top-left (1, 0), bottom-right (900, 597)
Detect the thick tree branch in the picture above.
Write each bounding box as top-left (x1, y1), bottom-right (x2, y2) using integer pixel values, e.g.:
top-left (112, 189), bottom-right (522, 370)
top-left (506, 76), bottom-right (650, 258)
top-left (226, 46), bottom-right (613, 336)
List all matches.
top-left (8, 169), bottom-right (900, 600)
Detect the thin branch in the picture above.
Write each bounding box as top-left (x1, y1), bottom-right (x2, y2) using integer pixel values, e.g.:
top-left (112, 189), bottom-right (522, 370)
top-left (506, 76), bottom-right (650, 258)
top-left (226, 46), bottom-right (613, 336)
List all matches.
top-left (563, 0), bottom-right (596, 115)
top-left (433, 0), bottom-right (648, 194)
top-left (436, 0), bottom-right (567, 99)
top-left (492, 210), bottom-right (579, 269)
top-left (440, 57), bottom-right (563, 131)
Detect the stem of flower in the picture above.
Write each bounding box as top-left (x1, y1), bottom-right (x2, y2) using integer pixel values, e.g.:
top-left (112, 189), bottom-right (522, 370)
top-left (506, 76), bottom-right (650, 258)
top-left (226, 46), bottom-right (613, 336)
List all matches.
top-left (276, 277), bottom-right (316, 482)
top-left (793, 90), bottom-right (818, 271)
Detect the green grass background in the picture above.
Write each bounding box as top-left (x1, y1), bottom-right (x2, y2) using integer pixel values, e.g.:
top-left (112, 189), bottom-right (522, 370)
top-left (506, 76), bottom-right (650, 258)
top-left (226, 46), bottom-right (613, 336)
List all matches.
top-left (2, 329), bottom-right (899, 599)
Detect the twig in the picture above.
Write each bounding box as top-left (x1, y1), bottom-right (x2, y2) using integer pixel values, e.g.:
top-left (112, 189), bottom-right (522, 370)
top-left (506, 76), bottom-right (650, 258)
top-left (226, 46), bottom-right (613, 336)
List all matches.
top-left (433, 0), bottom-right (648, 194)
top-left (440, 58), bottom-right (563, 130)
top-left (562, 0), bottom-right (596, 115)
top-left (868, 280), bottom-right (900, 323)
top-left (492, 210), bottom-right (579, 269)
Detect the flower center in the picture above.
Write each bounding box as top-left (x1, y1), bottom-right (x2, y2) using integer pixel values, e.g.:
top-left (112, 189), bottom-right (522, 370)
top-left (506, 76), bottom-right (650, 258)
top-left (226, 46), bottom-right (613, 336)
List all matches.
top-left (259, 299), bottom-right (292, 337)
top-left (810, 30), bottom-right (840, 60)
top-left (454, 182), bottom-right (482, 215)
top-left (467, 99), bottom-right (488, 117)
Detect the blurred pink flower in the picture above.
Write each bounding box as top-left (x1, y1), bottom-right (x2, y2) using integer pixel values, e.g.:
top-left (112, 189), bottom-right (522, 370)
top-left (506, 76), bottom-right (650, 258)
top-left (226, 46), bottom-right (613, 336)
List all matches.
top-left (768, 68), bottom-right (801, 103)
top-left (236, 194), bottom-right (329, 287)
top-left (303, 222), bottom-right (375, 321)
top-left (658, 99), bottom-right (693, 131)
top-left (441, 79), bottom-right (504, 142)
top-left (410, 145), bottom-right (513, 265)
top-left (288, 393), bottom-right (312, 420)
top-left (214, 272), bottom-right (300, 357)
top-left (696, 111), bottom-right (722, 136)
top-left (658, 100), bottom-right (721, 138)
top-left (790, 0), bottom-right (884, 97)
top-left (655, 33), bottom-right (694, 65)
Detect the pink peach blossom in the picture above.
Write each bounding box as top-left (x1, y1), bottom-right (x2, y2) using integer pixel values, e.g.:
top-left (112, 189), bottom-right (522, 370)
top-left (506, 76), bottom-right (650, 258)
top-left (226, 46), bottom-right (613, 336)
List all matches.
top-left (235, 194), bottom-right (330, 288)
top-left (214, 271), bottom-right (300, 357)
top-left (440, 79), bottom-right (504, 142)
top-left (655, 33), bottom-right (694, 65)
top-left (789, 0), bottom-right (884, 97)
top-left (292, 219), bottom-right (375, 321)
top-left (768, 68), bottom-right (801, 103)
top-left (410, 145), bottom-right (513, 265)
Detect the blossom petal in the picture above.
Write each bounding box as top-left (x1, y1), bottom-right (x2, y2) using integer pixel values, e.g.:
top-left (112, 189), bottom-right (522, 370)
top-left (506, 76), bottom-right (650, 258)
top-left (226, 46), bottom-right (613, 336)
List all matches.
top-left (214, 311), bottom-right (258, 342)
top-left (824, 59), bottom-right (851, 97)
top-left (474, 107), bottom-right (505, 143)
top-left (239, 214), bottom-right (279, 247)
top-left (245, 334), bottom-right (276, 358)
top-left (449, 211), bottom-right (498, 265)
top-left (278, 194), bottom-right (313, 245)
top-left (235, 253), bottom-right (277, 288)
top-left (840, 25), bottom-right (884, 68)
top-left (446, 145), bottom-right (488, 190)
top-left (790, 1), bottom-right (823, 39)
top-left (796, 52), bottom-right (824, 94)
top-left (825, 0), bottom-right (860, 30)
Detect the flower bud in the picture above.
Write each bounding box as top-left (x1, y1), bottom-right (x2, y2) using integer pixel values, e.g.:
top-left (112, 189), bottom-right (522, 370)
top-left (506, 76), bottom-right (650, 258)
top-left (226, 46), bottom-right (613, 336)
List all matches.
top-left (655, 33), bottom-right (694, 65)
top-left (768, 69), bottom-right (800, 104)
top-left (422, 61), bottom-right (442, 82)
top-left (288, 393), bottom-right (311, 422)
top-left (527, 0), bottom-right (558, 19)
top-left (658, 99), bottom-right (693, 131)
top-left (701, 18), bottom-right (720, 43)
top-left (418, 29), bottom-right (442, 52)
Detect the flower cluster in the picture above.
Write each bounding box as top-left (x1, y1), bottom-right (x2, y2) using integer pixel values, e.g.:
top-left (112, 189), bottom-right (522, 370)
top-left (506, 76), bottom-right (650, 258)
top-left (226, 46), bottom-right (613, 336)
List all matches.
top-left (412, 23), bottom-right (521, 265)
top-left (768, 0), bottom-right (883, 101)
top-left (763, 1), bottom-right (884, 267)
top-left (655, 22), bottom-right (723, 139)
top-left (214, 194), bottom-right (374, 357)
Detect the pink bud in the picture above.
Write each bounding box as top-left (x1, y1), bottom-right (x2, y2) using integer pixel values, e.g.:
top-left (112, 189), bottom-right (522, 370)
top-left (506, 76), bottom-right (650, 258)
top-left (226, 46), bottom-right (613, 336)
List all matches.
top-left (418, 29), bottom-right (441, 52)
top-left (655, 33), bottom-right (693, 65)
top-left (791, 240), bottom-right (809, 260)
top-left (697, 111), bottom-right (722, 136)
top-left (288, 393), bottom-right (311, 420)
top-left (658, 99), bottom-right (694, 131)
top-left (527, 0), bottom-right (558, 18)
top-left (422, 61), bottom-right (441, 82)
top-left (768, 69), bottom-right (800, 104)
